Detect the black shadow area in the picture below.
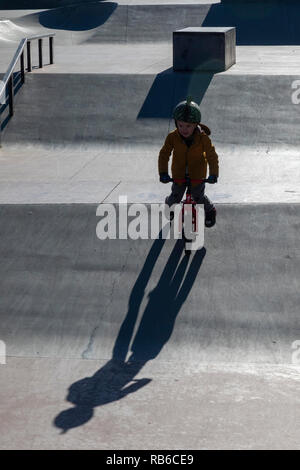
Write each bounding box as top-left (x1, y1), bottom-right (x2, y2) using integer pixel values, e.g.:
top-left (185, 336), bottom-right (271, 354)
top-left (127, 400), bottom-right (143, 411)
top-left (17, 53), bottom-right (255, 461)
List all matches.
top-left (203, 1), bottom-right (300, 45)
top-left (137, 68), bottom-right (214, 120)
top-left (54, 238), bottom-right (206, 433)
top-left (38, 2), bottom-right (117, 31)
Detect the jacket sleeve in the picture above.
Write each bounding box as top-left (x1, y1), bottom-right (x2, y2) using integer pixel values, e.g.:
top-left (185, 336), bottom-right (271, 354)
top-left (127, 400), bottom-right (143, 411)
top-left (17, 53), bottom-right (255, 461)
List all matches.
top-left (203, 135), bottom-right (219, 177)
top-left (158, 133), bottom-right (174, 174)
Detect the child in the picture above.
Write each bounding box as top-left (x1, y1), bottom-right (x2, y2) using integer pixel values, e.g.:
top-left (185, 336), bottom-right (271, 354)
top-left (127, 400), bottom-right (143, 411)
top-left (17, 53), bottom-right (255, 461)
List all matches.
top-left (158, 97), bottom-right (219, 227)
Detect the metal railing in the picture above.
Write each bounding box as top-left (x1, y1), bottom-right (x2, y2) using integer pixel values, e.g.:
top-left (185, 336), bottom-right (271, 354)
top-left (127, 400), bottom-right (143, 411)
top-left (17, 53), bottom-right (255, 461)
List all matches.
top-left (0, 33), bottom-right (55, 146)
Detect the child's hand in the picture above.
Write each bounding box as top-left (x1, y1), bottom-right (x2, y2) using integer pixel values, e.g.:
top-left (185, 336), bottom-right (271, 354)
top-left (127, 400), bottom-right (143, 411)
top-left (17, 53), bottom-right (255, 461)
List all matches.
top-left (160, 173), bottom-right (171, 184)
top-left (207, 175), bottom-right (218, 184)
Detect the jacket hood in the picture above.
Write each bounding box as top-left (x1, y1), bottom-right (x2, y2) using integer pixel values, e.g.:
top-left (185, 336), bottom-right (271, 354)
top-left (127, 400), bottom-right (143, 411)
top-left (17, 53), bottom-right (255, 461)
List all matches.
top-left (199, 123), bottom-right (211, 136)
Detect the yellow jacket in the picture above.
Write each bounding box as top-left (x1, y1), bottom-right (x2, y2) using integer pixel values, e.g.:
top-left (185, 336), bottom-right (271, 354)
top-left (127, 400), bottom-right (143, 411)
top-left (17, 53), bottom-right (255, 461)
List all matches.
top-left (158, 126), bottom-right (219, 186)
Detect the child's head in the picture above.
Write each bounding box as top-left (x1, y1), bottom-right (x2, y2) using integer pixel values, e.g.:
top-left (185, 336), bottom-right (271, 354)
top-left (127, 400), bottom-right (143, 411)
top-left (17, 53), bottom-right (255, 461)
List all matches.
top-left (173, 97), bottom-right (201, 138)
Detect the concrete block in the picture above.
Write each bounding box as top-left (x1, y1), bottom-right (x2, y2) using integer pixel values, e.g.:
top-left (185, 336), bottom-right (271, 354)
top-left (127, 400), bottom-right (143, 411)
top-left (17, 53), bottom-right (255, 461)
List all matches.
top-left (173, 27), bottom-right (236, 72)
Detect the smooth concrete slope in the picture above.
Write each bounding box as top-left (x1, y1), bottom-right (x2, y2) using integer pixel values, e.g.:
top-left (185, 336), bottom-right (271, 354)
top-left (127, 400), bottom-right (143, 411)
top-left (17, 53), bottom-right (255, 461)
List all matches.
top-left (1, 1), bottom-right (300, 206)
top-left (1, 0), bottom-right (300, 451)
top-left (1, 68), bottom-right (300, 204)
top-left (0, 203), bottom-right (299, 448)
top-left (0, 203), bottom-right (299, 363)
top-left (1, 2), bottom-right (213, 45)
top-left (2, 71), bottom-right (300, 148)
top-left (2, 0), bottom-right (300, 45)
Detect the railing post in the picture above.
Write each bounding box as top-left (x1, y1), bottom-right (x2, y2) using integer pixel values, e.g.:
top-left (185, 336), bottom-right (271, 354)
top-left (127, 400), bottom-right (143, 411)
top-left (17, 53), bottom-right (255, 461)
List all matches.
top-left (0, 34), bottom-right (55, 147)
top-left (27, 40), bottom-right (32, 72)
top-left (20, 51), bottom-right (25, 83)
top-left (8, 75), bottom-right (14, 117)
top-left (38, 38), bottom-right (43, 68)
top-left (49, 36), bottom-right (54, 65)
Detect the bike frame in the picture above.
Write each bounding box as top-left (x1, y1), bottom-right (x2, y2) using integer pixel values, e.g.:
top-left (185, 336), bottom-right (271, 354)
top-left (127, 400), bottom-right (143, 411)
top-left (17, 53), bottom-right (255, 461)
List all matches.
top-left (167, 176), bottom-right (210, 254)
top-left (172, 177), bottom-right (208, 234)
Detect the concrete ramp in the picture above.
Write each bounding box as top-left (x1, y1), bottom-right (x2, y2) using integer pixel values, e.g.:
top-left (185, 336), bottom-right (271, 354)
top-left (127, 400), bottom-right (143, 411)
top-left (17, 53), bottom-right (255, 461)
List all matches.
top-left (2, 71), bottom-right (300, 148)
top-left (1, 203), bottom-right (299, 363)
top-left (0, 203), bottom-right (299, 448)
top-left (1, 0), bottom-right (300, 451)
top-left (2, 0), bottom-right (300, 45)
top-left (3, 2), bottom-right (212, 45)
top-left (0, 18), bottom-right (34, 42)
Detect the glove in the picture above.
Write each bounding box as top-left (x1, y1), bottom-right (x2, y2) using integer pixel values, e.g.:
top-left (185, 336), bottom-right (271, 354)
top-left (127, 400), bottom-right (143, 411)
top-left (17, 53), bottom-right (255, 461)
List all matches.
top-left (207, 175), bottom-right (218, 184)
top-left (160, 172), bottom-right (171, 184)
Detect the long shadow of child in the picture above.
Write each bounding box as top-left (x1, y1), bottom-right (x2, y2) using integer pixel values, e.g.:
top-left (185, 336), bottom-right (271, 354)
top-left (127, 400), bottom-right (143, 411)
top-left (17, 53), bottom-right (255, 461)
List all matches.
top-left (54, 238), bottom-right (206, 433)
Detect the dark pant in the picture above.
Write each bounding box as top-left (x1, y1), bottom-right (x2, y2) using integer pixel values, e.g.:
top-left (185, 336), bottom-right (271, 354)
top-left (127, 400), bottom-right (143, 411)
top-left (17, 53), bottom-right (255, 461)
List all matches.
top-left (166, 182), bottom-right (214, 214)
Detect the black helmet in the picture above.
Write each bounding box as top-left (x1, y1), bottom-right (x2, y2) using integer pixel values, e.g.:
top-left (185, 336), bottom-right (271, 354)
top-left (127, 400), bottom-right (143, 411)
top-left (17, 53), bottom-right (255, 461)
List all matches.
top-left (173, 96), bottom-right (201, 123)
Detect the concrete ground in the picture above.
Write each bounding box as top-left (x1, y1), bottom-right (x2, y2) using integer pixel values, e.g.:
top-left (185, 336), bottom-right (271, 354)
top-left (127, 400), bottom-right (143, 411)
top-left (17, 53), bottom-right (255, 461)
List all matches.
top-left (0, 203), bottom-right (300, 449)
top-left (0, 0), bottom-right (300, 450)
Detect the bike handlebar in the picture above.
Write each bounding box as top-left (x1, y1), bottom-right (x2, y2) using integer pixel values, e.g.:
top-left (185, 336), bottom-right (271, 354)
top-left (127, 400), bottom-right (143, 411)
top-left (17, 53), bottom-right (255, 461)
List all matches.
top-left (169, 177), bottom-right (211, 184)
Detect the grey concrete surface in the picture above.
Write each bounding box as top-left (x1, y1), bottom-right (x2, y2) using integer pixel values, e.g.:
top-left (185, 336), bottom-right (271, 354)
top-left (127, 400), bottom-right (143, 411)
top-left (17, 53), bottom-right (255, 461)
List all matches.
top-left (0, 2), bottom-right (215, 45)
top-left (1, 0), bottom-right (300, 451)
top-left (1, 66), bottom-right (300, 204)
top-left (2, 71), bottom-right (300, 151)
top-left (0, 204), bottom-right (299, 448)
top-left (3, 43), bottom-right (300, 76)
top-left (0, 142), bottom-right (300, 204)
top-left (0, 358), bottom-right (299, 450)
top-left (1, 203), bottom-right (299, 362)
